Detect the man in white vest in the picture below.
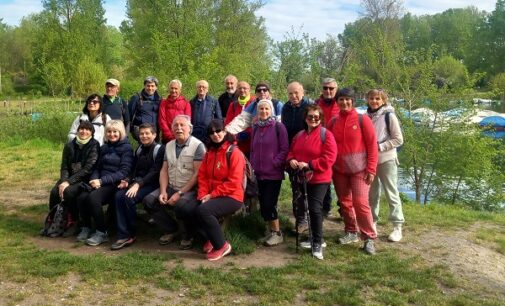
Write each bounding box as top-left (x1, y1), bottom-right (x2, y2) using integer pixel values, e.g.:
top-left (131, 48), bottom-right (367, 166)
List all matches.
top-left (143, 115), bottom-right (206, 250)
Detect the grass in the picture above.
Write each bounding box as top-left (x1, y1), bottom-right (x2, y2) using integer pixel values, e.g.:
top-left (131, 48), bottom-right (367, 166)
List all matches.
top-left (1, 139), bottom-right (505, 304)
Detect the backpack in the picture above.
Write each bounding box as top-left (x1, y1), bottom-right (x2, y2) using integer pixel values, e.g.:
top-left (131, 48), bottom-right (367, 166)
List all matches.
top-left (225, 145), bottom-right (258, 199)
top-left (293, 125), bottom-right (329, 143)
top-left (41, 203), bottom-right (71, 237)
top-left (135, 143), bottom-right (162, 161)
top-left (384, 112), bottom-right (403, 151)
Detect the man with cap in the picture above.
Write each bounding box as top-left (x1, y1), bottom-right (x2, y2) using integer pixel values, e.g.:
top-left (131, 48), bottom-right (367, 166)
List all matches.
top-left (103, 78), bottom-right (130, 131)
top-left (128, 76), bottom-right (162, 142)
top-left (218, 75), bottom-right (238, 118)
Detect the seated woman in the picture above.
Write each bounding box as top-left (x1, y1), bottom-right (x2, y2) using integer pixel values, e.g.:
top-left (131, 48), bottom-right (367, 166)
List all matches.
top-left (196, 119), bottom-right (245, 261)
top-left (76, 120), bottom-right (134, 246)
top-left (327, 88), bottom-right (378, 255)
top-left (47, 121), bottom-right (100, 237)
top-left (249, 99), bottom-right (289, 246)
top-left (111, 123), bottom-right (165, 250)
top-left (68, 94), bottom-right (111, 145)
top-left (287, 104), bottom-right (337, 260)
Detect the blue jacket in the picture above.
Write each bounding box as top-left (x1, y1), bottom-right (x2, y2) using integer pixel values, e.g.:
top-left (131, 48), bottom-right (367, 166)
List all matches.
top-left (128, 90), bottom-right (161, 129)
top-left (281, 96), bottom-right (312, 144)
top-left (190, 95), bottom-right (222, 142)
top-left (91, 138), bottom-right (134, 185)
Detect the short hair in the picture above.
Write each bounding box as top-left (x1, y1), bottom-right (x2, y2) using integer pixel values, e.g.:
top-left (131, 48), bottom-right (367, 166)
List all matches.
top-left (206, 119), bottom-right (234, 146)
top-left (224, 74), bottom-right (238, 83)
top-left (83, 93), bottom-right (102, 114)
top-left (77, 120), bottom-right (95, 136)
top-left (335, 88), bottom-right (356, 104)
top-left (287, 81), bottom-right (304, 92)
top-left (171, 114), bottom-right (193, 133)
top-left (196, 80), bottom-right (209, 88)
top-left (139, 123), bottom-right (156, 134)
top-left (303, 104), bottom-right (325, 128)
top-left (105, 120), bottom-right (127, 141)
top-left (144, 76), bottom-right (159, 86)
top-left (366, 89), bottom-right (389, 104)
top-left (169, 79), bottom-right (182, 89)
top-left (322, 77), bottom-right (337, 84)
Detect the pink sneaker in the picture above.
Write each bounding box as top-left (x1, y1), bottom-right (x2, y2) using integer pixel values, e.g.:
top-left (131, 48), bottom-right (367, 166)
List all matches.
top-left (203, 240), bottom-right (213, 254)
top-left (207, 241), bottom-right (232, 261)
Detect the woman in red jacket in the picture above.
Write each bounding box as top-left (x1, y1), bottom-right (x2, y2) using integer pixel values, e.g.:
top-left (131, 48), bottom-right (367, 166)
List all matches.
top-left (196, 119), bottom-right (245, 261)
top-left (327, 88), bottom-right (378, 255)
top-left (287, 104), bottom-right (337, 260)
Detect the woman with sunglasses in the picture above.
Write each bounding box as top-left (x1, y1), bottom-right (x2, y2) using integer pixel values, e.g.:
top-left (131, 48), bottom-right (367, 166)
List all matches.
top-left (327, 88), bottom-right (378, 255)
top-left (287, 104), bottom-right (337, 260)
top-left (68, 94), bottom-right (111, 145)
top-left (196, 119), bottom-right (245, 261)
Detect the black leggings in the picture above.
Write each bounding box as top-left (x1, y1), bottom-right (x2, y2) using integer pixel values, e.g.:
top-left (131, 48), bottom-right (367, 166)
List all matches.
top-left (257, 179), bottom-right (282, 221)
top-left (78, 185), bottom-right (117, 232)
top-left (195, 197), bottom-right (243, 250)
top-left (293, 183), bottom-right (329, 244)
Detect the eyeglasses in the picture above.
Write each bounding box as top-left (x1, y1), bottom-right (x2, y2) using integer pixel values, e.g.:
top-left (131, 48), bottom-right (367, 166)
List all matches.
top-left (256, 88), bottom-right (269, 93)
top-left (88, 100), bottom-right (100, 104)
top-left (322, 86), bottom-right (336, 91)
top-left (208, 129), bottom-right (223, 135)
top-left (307, 115), bottom-right (320, 121)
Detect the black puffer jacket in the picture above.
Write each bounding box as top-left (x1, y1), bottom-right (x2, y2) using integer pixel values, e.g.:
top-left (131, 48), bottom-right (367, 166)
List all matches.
top-left (60, 138), bottom-right (100, 185)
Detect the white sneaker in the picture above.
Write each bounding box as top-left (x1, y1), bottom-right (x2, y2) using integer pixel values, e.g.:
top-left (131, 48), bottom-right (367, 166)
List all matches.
top-left (300, 240), bottom-right (327, 249)
top-left (388, 225), bottom-right (402, 242)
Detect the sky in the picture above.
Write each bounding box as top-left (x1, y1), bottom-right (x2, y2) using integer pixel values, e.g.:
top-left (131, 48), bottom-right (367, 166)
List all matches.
top-left (0, 0), bottom-right (498, 41)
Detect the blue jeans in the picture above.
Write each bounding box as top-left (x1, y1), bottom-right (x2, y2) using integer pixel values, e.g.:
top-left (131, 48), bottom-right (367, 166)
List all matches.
top-left (115, 184), bottom-right (158, 239)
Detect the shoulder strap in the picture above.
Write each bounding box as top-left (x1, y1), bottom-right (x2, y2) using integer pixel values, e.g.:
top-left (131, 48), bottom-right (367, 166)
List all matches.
top-left (153, 143), bottom-right (161, 160)
top-left (101, 113), bottom-right (107, 126)
top-left (225, 144), bottom-right (235, 166)
top-left (358, 114), bottom-right (363, 132)
top-left (273, 100), bottom-right (279, 116)
top-left (319, 127), bottom-right (326, 143)
top-left (385, 112), bottom-right (392, 136)
top-left (327, 116), bottom-right (337, 130)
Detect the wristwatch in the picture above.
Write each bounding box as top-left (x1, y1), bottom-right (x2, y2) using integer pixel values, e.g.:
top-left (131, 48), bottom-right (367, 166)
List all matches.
top-left (178, 190), bottom-right (184, 196)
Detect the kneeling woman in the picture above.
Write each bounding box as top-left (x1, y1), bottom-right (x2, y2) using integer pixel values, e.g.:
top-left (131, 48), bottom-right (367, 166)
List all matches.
top-left (196, 119), bottom-right (245, 261)
top-left (47, 121), bottom-right (100, 237)
top-left (77, 120), bottom-right (134, 246)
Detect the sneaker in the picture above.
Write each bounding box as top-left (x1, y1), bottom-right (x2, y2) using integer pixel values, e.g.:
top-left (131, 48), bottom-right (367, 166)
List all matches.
top-left (202, 240), bottom-right (213, 254)
top-left (388, 225), bottom-right (403, 242)
top-left (296, 222), bottom-right (309, 234)
top-left (158, 232), bottom-right (178, 245)
top-left (111, 237), bottom-right (136, 250)
top-left (76, 227), bottom-right (91, 242)
top-left (179, 237), bottom-right (194, 250)
top-left (300, 240), bottom-right (327, 249)
top-left (362, 239), bottom-right (376, 255)
top-left (207, 241), bottom-right (232, 261)
top-left (264, 231), bottom-right (284, 246)
top-left (312, 243), bottom-right (324, 260)
top-left (147, 218), bottom-right (155, 225)
top-left (338, 232), bottom-right (359, 245)
top-left (85, 230), bottom-right (108, 246)
top-left (323, 211), bottom-right (335, 220)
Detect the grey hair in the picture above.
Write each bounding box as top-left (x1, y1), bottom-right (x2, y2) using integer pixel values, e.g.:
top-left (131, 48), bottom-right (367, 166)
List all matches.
top-left (171, 114), bottom-right (193, 133)
top-left (224, 74), bottom-right (238, 83)
top-left (196, 80), bottom-right (209, 88)
top-left (322, 77), bottom-right (337, 84)
top-left (169, 79), bottom-right (183, 89)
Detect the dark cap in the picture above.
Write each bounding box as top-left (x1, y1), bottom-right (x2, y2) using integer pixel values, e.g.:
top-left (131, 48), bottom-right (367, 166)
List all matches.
top-left (255, 81), bottom-right (270, 92)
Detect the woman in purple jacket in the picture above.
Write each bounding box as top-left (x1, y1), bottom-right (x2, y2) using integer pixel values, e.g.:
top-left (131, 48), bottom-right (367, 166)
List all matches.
top-left (250, 99), bottom-right (289, 246)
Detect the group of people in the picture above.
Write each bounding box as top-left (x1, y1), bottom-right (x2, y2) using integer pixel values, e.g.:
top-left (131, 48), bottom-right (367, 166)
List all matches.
top-left (47, 75), bottom-right (405, 261)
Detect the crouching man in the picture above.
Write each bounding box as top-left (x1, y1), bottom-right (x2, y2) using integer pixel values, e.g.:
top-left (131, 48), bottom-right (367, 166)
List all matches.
top-left (143, 115), bottom-right (206, 249)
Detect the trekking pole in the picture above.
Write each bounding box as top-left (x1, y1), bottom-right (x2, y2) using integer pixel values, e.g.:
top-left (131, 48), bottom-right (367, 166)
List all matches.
top-left (290, 169), bottom-right (300, 253)
top-left (300, 168), bottom-right (313, 256)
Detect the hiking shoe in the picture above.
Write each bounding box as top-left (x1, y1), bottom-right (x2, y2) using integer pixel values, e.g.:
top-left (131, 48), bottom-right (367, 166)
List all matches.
top-left (111, 237), bottom-right (136, 250)
top-left (264, 231), bottom-right (284, 246)
top-left (202, 240), bottom-right (213, 254)
top-left (76, 227), bottom-right (91, 242)
top-left (85, 230), bottom-right (108, 246)
top-left (179, 237), bottom-right (194, 250)
top-left (62, 223), bottom-right (78, 238)
top-left (312, 243), bottom-right (324, 260)
top-left (296, 222), bottom-right (309, 234)
top-left (388, 225), bottom-right (403, 242)
top-left (338, 232), bottom-right (359, 245)
top-left (207, 241), bottom-right (232, 261)
top-left (362, 239), bottom-right (376, 255)
top-left (323, 210), bottom-right (336, 220)
top-left (158, 232), bottom-right (178, 245)
top-left (300, 240), bottom-right (327, 249)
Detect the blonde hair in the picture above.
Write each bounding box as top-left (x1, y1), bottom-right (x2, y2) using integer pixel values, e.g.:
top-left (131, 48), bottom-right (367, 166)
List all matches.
top-left (367, 89), bottom-right (389, 104)
top-left (105, 120), bottom-right (127, 141)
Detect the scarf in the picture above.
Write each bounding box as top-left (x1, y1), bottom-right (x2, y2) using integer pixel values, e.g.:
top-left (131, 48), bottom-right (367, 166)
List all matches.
top-left (76, 135), bottom-right (91, 147)
top-left (255, 116), bottom-right (276, 128)
top-left (238, 95), bottom-right (250, 106)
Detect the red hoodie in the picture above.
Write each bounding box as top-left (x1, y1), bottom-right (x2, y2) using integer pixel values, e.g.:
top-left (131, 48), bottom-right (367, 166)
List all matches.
top-left (286, 125), bottom-right (337, 184)
top-left (198, 141), bottom-right (246, 203)
top-left (158, 95), bottom-right (191, 143)
top-left (328, 109), bottom-right (378, 175)
top-left (315, 96), bottom-right (339, 126)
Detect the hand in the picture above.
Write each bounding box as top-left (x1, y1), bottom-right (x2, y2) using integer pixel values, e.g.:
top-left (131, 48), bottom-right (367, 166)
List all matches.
top-left (89, 179), bottom-right (101, 189)
top-left (159, 192), bottom-right (169, 205)
top-left (125, 183), bottom-right (139, 198)
top-left (167, 192), bottom-right (181, 206)
top-left (289, 159), bottom-right (299, 169)
top-left (298, 162), bottom-right (309, 170)
top-left (200, 194), bottom-right (211, 203)
top-left (118, 180), bottom-right (129, 189)
top-left (58, 181), bottom-right (70, 199)
top-left (364, 172), bottom-right (375, 185)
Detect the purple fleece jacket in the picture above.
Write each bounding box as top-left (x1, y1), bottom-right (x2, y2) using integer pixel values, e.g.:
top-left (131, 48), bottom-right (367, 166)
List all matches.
top-left (250, 120), bottom-right (289, 180)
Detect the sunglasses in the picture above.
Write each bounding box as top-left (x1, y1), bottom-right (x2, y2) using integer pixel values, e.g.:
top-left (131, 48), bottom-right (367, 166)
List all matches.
top-left (88, 100), bottom-right (100, 104)
top-left (322, 86), bottom-right (336, 91)
top-left (307, 115), bottom-right (320, 121)
top-left (208, 129), bottom-right (223, 135)
top-left (256, 88), bottom-right (269, 93)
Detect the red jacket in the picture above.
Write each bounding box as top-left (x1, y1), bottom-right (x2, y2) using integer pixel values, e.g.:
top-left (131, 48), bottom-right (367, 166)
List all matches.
top-left (315, 96), bottom-right (339, 126)
top-left (328, 109), bottom-right (378, 175)
top-left (224, 97), bottom-right (254, 155)
top-left (198, 141), bottom-right (246, 203)
top-left (158, 95), bottom-right (191, 143)
top-left (286, 125), bottom-right (337, 184)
